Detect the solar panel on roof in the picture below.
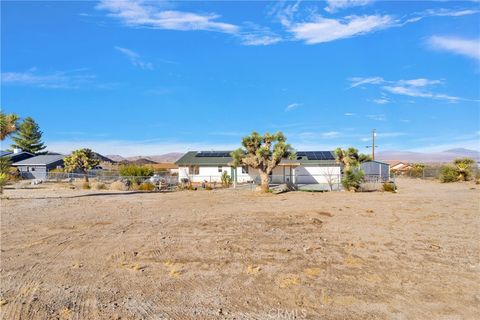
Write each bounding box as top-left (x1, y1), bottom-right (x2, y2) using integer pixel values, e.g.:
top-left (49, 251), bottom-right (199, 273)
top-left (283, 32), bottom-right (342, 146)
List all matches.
top-left (196, 151), bottom-right (231, 157)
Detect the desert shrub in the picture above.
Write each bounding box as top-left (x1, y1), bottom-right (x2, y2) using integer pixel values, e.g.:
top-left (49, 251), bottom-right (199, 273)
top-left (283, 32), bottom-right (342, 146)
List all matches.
top-left (0, 172), bottom-right (7, 194)
top-left (453, 158), bottom-right (475, 181)
top-left (406, 163), bottom-right (425, 178)
top-left (221, 171), bottom-right (232, 187)
top-left (138, 182), bottom-right (155, 191)
top-left (92, 182), bottom-right (107, 190)
top-left (382, 182), bottom-right (396, 192)
top-left (111, 181), bottom-right (128, 191)
top-left (0, 157), bottom-right (12, 175)
top-left (49, 167), bottom-right (65, 173)
top-left (119, 165), bottom-right (154, 184)
top-left (438, 165), bottom-right (458, 183)
top-left (82, 181), bottom-right (91, 190)
top-left (342, 168), bottom-right (364, 191)
top-left (129, 182), bottom-right (140, 191)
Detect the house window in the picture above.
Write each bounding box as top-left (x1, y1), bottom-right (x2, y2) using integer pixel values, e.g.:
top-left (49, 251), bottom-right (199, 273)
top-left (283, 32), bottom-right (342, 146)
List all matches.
top-left (189, 166), bottom-right (199, 175)
top-left (242, 166), bottom-right (248, 174)
top-left (218, 166), bottom-right (223, 173)
top-left (30, 167), bottom-right (35, 171)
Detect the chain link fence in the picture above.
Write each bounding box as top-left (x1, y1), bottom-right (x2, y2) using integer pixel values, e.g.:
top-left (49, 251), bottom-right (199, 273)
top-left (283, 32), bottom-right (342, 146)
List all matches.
top-left (43, 171), bottom-right (395, 192)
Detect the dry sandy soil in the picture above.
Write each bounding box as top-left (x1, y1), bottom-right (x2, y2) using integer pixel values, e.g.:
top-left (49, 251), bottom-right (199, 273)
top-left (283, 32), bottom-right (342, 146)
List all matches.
top-left (0, 178), bottom-right (479, 320)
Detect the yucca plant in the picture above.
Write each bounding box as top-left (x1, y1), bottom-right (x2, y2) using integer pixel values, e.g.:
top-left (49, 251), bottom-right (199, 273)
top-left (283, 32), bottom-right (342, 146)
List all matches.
top-left (453, 158), bottom-right (475, 181)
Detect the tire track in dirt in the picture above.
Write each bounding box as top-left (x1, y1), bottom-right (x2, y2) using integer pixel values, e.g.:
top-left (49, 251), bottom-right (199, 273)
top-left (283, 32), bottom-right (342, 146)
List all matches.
top-left (1, 234), bottom-right (80, 320)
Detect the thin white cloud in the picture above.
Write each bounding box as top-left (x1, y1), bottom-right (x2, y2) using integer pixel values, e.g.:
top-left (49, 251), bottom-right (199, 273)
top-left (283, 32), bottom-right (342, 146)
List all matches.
top-left (367, 114), bottom-right (386, 121)
top-left (350, 76), bottom-right (478, 103)
top-left (240, 33), bottom-right (282, 46)
top-left (427, 35), bottom-right (480, 61)
top-left (115, 46), bottom-right (154, 70)
top-left (1, 69), bottom-right (95, 89)
top-left (349, 76), bottom-right (384, 88)
top-left (421, 8), bottom-right (480, 18)
top-left (99, 0), bottom-right (283, 46)
top-left (288, 14), bottom-right (393, 44)
top-left (324, 0), bottom-right (374, 13)
top-left (322, 131), bottom-right (340, 137)
top-left (97, 0), bottom-right (239, 34)
top-left (373, 98), bottom-right (389, 104)
top-left (285, 103), bottom-right (302, 112)
top-left (344, 112), bottom-right (356, 116)
top-left (397, 78), bottom-right (443, 87)
top-left (383, 85), bottom-right (463, 102)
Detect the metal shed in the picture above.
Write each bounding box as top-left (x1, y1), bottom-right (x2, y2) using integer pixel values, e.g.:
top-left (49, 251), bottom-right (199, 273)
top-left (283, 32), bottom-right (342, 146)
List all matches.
top-left (12, 155), bottom-right (64, 180)
top-left (360, 160), bottom-right (390, 182)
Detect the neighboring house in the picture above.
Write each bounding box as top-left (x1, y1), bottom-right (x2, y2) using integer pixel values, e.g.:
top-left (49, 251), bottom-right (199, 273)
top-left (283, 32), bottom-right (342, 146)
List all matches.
top-left (0, 149), bottom-right (35, 163)
top-left (12, 155), bottom-right (64, 180)
top-left (175, 151), bottom-right (341, 185)
top-left (388, 161), bottom-right (412, 172)
top-left (360, 160), bottom-right (390, 182)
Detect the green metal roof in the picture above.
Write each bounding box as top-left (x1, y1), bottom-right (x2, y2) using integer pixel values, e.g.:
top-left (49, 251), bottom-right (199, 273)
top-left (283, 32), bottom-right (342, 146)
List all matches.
top-left (175, 151), bottom-right (340, 166)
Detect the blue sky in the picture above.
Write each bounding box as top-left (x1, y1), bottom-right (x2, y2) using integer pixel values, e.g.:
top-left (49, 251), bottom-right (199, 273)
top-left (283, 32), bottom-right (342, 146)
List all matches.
top-left (1, 0), bottom-right (479, 156)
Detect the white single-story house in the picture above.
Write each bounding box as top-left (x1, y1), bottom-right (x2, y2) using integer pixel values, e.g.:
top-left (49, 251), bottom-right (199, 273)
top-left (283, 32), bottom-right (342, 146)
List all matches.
top-left (175, 151), bottom-right (342, 185)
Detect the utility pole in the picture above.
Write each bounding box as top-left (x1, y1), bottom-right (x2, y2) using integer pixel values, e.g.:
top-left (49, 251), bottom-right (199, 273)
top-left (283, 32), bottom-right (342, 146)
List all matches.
top-left (366, 129), bottom-right (377, 160)
top-left (372, 128), bottom-right (375, 160)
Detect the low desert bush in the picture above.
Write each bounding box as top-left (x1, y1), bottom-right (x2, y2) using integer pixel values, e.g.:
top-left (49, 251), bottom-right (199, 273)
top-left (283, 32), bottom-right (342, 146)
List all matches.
top-left (382, 182), bottom-right (396, 192)
top-left (438, 165), bottom-right (458, 183)
top-left (91, 182), bottom-right (107, 190)
top-left (221, 171), bottom-right (232, 188)
top-left (438, 165), bottom-right (458, 182)
top-left (138, 182), bottom-right (155, 191)
top-left (119, 165), bottom-right (154, 184)
top-left (111, 181), bottom-right (128, 191)
top-left (342, 168), bottom-right (364, 191)
top-left (82, 181), bottom-right (91, 190)
top-left (129, 182), bottom-right (140, 191)
top-left (453, 158), bottom-right (475, 181)
top-left (406, 163), bottom-right (425, 178)
top-left (0, 173), bottom-right (7, 194)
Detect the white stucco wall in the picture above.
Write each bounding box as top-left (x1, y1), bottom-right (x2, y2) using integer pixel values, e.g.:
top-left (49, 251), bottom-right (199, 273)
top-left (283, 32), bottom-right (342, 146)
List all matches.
top-left (295, 166), bottom-right (341, 184)
top-left (179, 165), bottom-right (341, 185)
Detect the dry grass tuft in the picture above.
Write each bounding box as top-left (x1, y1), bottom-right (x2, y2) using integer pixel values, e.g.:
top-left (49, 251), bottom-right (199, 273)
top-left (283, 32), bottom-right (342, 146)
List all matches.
top-left (304, 268), bottom-right (322, 277)
top-left (278, 276), bottom-right (300, 288)
top-left (110, 181), bottom-right (128, 191)
top-left (246, 265), bottom-right (261, 275)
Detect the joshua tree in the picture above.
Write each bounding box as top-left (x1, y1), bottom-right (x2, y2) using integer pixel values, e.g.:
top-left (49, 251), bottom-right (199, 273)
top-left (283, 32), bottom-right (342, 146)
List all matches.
top-left (334, 147), bottom-right (361, 170)
top-left (453, 158), bottom-right (475, 181)
top-left (63, 148), bottom-right (100, 182)
top-left (231, 131), bottom-right (295, 192)
top-left (0, 112), bottom-right (19, 141)
top-left (11, 117), bottom-right (46, 154)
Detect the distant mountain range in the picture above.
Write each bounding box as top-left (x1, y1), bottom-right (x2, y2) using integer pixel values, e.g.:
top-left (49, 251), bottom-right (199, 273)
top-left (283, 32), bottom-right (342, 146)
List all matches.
top-left (106, 152), bottom-right (184, 164)
top-left (376, 148), bottom-right (480, 162)
top-left (105, 148), bottom-right (479, 164)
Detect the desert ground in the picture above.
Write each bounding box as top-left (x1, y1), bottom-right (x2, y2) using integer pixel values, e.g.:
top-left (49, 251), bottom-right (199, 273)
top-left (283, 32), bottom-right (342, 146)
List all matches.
top-left (0, 178), bottom-right (479, 320)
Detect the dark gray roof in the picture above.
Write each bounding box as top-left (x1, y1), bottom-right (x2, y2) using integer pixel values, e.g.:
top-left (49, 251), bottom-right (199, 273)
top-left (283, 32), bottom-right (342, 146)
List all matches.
top-left (12, 155), bottom-right (64, 166)
top-left (175, 151), bottom-right (339, 166)
top-left (0, 151), bottom-right (12, 157)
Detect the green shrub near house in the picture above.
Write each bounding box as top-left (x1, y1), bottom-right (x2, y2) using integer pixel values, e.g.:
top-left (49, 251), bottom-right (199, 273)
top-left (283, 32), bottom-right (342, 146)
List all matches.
top-left (342, 168), bottom-right (365, 191)
top-left (119, 165), bottom-right (154, 184)
top-left (439, 165), bottom-right (459, 183)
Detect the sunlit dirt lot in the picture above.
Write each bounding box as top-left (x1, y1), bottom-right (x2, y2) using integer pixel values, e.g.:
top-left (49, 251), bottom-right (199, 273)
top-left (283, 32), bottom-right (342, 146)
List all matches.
top-left (1, 178), bottom-right (479, 319)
